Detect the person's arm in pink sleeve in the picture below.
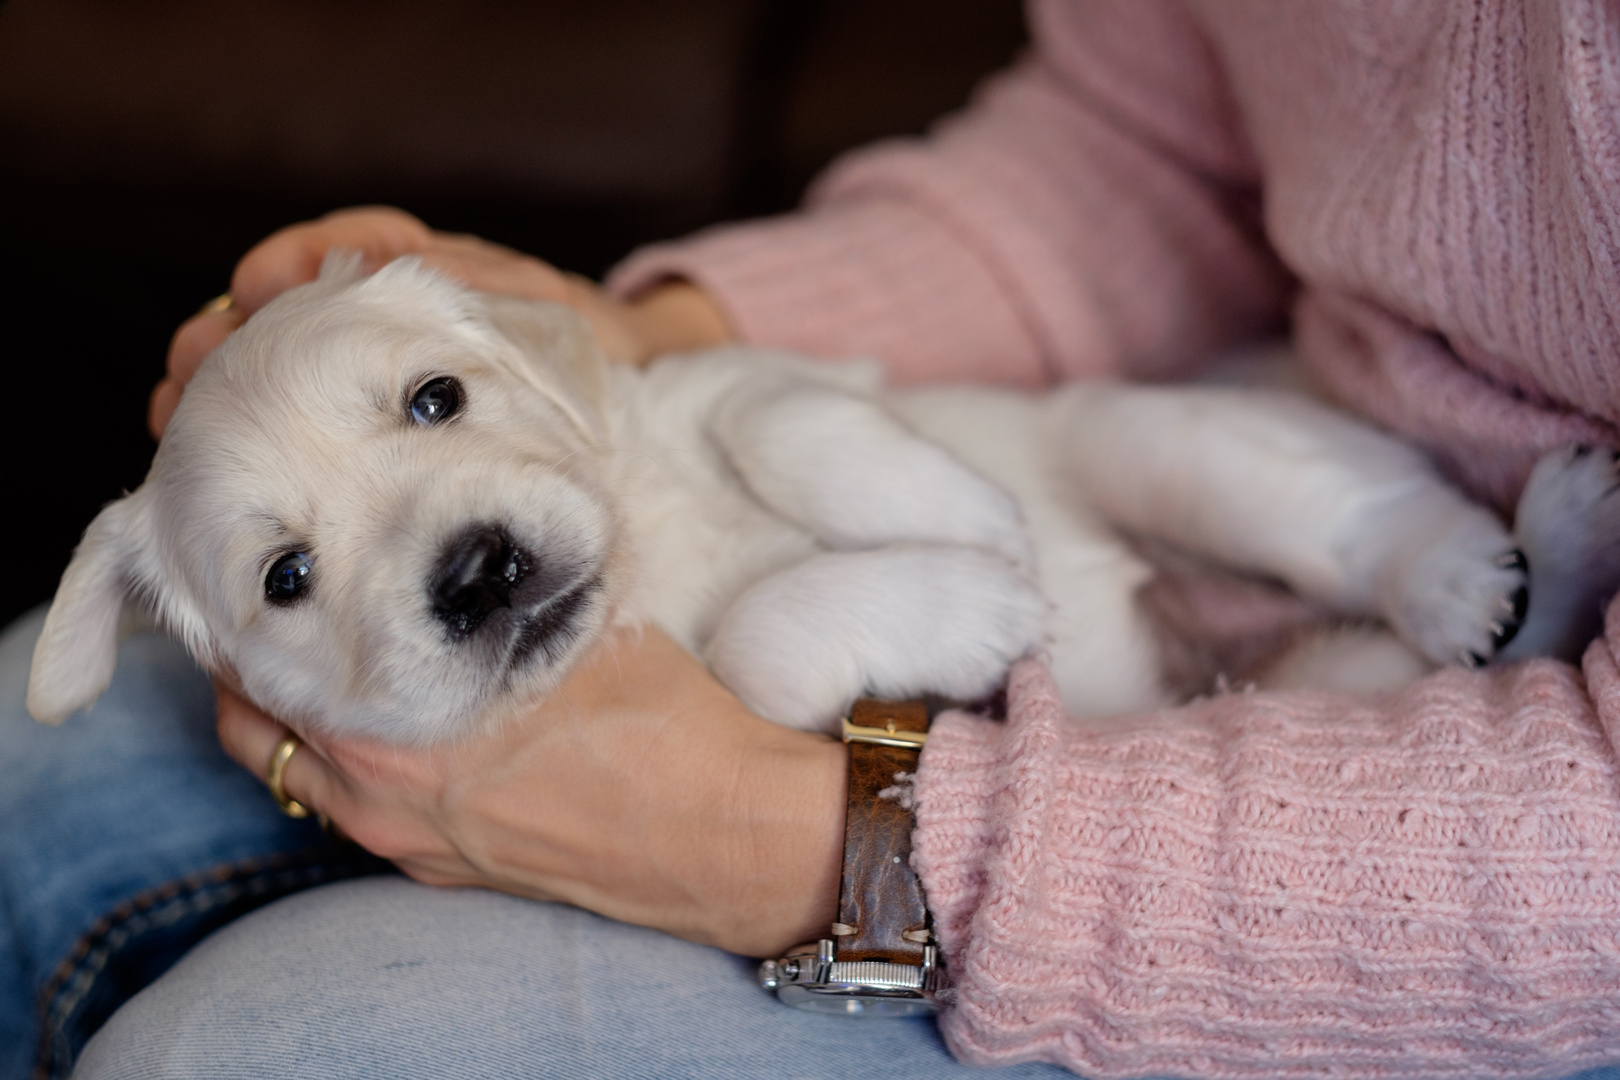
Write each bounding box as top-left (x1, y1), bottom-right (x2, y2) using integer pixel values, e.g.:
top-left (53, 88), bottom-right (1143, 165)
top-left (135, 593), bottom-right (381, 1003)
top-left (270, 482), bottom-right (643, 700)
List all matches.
top-left (911, 609), bottom-right (1620, 1078)
top-left (607, 0), bottom-right (1294, 386)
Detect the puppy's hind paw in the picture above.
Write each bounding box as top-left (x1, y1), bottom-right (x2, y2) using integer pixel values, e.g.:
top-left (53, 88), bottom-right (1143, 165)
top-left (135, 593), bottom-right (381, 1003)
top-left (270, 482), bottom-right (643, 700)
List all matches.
top-left (1455, 550), bottom-right (1531, 667)
top-left (1499, 445), bottom-right (1620, 661)
top-left (1383, 515), bottom-right (1530, 669)
top-left (1484, 549), bottom-right (1531, 655)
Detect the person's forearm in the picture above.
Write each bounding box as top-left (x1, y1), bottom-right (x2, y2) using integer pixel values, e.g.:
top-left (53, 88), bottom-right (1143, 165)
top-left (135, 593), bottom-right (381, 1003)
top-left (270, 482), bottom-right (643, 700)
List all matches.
top-left (915, 651), bottom-right (1620, 1076)
top-left (717, 725), bottom-right (847, 955)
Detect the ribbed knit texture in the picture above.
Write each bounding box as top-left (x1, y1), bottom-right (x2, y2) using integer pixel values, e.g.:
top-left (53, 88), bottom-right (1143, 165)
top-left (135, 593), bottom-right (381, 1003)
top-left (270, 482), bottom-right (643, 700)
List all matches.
top-left (608, 0), bottom-right (1620, 1072)
top-left (914, 645), bottom-right (1620, 1078)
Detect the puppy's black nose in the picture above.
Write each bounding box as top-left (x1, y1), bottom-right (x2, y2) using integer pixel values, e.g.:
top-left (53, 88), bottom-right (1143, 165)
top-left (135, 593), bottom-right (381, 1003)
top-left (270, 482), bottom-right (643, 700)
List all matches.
top-left (431, 525), bottom-right (529, 638)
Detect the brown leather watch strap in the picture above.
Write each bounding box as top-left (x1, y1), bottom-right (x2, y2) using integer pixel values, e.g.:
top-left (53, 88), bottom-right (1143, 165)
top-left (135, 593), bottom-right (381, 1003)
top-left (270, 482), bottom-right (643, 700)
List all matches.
top-left (834, 699), bottom-right (932, 964)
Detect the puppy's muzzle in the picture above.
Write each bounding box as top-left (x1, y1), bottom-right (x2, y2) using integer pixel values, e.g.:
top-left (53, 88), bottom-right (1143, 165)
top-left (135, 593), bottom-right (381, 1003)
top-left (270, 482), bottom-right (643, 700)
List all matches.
top-left (431, 525), bottom-right (531, 639)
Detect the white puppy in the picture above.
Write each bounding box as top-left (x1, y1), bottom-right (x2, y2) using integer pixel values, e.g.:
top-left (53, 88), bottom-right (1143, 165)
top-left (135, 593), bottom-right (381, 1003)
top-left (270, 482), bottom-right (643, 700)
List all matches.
top-left (25, 257), bottom-right (1618, 743)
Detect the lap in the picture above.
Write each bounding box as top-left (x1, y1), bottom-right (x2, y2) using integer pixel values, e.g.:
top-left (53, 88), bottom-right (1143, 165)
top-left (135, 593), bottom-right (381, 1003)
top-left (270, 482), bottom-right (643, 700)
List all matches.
top-left (75, 876), bottom-right (1068, 1080)
top-left (0, 609), bottom-right (384, 1080)
top-left (18, 609), bottom-right (1620, 1080)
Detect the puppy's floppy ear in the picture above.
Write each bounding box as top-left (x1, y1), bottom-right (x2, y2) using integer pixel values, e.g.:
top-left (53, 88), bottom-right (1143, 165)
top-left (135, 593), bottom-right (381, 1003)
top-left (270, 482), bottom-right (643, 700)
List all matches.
top-left (363, 255), bottom-right (485, 328)
top-left (27, 495), bottom-right (150, 724)
top-left (482, 294), bottom-right (609, 443)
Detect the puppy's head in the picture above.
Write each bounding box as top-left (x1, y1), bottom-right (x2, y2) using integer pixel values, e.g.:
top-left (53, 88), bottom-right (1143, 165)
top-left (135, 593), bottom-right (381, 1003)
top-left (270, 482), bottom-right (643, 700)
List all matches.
top-left (29, 255), bottom-right (623, 743)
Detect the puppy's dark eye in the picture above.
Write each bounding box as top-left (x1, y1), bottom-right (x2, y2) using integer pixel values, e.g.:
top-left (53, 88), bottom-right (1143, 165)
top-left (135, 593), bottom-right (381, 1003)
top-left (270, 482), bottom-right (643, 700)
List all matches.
top-left (266, 552), bottom-right (313, 603)
top-left (410, 377), bottom-right (461, 426)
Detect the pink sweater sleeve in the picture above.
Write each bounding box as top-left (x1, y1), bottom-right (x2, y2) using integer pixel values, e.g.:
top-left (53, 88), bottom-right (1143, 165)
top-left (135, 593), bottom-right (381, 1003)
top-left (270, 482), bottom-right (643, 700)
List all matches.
top-left (606, 0), bottom-right (1292, 387)
top-left (912, 610), bottom-right (1620, 1078)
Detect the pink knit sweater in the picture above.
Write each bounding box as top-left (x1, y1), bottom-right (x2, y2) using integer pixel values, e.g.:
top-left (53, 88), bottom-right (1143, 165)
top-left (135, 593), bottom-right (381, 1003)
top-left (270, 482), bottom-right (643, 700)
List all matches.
top-left (610, 1), bottom-right (1620, 1075)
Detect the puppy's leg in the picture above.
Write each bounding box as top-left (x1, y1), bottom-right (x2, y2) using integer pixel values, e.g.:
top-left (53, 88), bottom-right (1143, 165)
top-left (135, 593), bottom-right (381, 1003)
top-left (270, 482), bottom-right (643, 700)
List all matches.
top-left (1257, 626), bottom-right (1433, 696)
top-left (1499, 445), bottom-right (1620, 662)
top-left (710, 380), bottom-right (1032, 565)
top-left (703, 544), bottom-right (1046, 732)
top-left (1050, 384), bottom-right (1527, 667)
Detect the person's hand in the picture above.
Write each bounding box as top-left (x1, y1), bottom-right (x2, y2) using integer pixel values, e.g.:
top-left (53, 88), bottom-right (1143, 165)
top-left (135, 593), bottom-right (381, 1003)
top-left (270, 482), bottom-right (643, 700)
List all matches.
top-left (150, 206), bottom-right (732, 438)
top-left (216, 624), bottom-right (847, 958)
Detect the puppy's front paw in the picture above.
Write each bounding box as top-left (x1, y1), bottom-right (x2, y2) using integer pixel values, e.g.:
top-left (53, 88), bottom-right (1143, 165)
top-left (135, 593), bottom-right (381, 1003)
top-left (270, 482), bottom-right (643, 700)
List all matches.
top-left (705, 545), bottom-right (1047, 733)
top-left (1382, 514), bottom-right (1528, 669)
top-left (1500, 445), bottom-right (1620, 661)
top-left (878, 546), bottom-right (1047, 701)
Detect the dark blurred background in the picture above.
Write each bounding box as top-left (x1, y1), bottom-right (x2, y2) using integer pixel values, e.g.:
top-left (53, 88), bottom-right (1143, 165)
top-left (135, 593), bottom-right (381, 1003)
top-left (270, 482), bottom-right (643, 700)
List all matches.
top-left (0, 0), bottom-right (1026, 630)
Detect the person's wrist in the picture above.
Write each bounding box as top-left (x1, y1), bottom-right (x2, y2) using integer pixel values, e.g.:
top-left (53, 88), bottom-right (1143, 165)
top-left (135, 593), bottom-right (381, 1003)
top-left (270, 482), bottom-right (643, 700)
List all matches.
top-left (718, 728), bottom-right (846, 957)
top-left (620, 280), bottom-right (733, 365)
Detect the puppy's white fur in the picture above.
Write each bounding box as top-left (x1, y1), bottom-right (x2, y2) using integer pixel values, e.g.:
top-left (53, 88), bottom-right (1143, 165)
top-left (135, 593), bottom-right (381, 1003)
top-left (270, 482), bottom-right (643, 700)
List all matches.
top-left (28, 258), bottom-right (1579, 743)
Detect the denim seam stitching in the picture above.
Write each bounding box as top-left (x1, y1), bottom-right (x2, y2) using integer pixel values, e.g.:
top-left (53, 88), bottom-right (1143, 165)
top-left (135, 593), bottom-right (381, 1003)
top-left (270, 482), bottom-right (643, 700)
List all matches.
top-left (33, 850), bottom-right (370, 1080)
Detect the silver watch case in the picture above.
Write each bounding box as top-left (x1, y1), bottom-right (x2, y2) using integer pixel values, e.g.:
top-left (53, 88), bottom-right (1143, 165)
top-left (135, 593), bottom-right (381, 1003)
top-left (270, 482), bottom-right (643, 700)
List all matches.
top-left (758, 939), bottom-right (944, 1018)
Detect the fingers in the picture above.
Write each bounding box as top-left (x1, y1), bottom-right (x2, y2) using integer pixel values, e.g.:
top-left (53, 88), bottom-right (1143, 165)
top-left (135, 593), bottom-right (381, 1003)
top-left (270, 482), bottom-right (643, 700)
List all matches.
top-left (231, 206), bottom-right (433, 312)
top-left (232, 208), bottom-right (578, 313)
top-left (151, 306), bottom-right (245, 438)
top-left (152, 206), bottom-right (431, 439)
top-left (215, 680), bottom-right (342, 821)
top-left (416, 242), bottom-right (576, 302)
top-left (147, 381), bottom-right (182, 442)
top-left (170, 306), bottom-right (243, 378)
top-left (212, 680), bottom-right (458, 867)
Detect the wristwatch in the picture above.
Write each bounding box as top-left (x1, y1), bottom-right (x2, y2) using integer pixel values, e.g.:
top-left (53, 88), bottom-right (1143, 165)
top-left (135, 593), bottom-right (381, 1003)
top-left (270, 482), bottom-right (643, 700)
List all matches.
top-left (757, 698), bottom-right (947, 1017)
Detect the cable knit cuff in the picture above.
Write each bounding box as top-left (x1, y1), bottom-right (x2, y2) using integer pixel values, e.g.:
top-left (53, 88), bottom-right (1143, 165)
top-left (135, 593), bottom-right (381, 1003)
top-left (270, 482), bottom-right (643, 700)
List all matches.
top-left (605, 198), bottom-right (1048, 386)
top-left (912, 655), bottom-right (1620, 1079)
top-left (904, 700), bottom-right (1006, 960)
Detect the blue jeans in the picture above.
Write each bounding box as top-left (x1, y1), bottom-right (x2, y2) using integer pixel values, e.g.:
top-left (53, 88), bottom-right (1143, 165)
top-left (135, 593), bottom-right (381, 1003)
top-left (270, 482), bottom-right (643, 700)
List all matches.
top-left (74, 877), bottom-right (1070, 1079)
top-left (0, 609), bottom-right (388, 1079)
top-left (4, 608), bottom-right (1620, 1080)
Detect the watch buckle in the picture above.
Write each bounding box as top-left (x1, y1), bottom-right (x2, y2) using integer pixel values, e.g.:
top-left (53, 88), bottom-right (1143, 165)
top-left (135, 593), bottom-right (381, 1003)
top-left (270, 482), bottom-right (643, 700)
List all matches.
top-left (841, 714), bottom-right (928, 749)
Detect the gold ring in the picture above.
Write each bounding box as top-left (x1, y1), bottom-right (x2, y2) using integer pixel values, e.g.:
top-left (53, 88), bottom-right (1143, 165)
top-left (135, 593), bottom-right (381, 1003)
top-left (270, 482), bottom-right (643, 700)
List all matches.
top-left (197, 293), bottom-right (238, 316)
top-left (267, 733), bottom-right (315, 819)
